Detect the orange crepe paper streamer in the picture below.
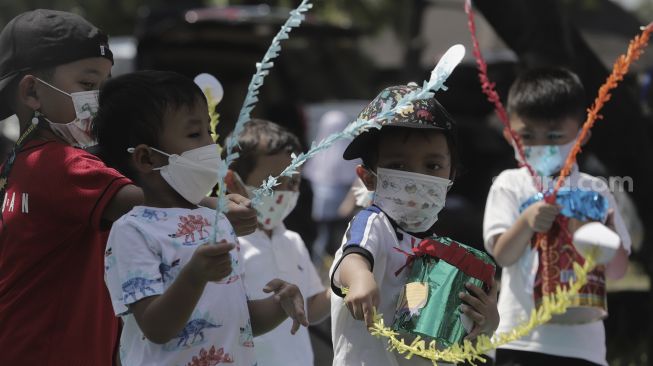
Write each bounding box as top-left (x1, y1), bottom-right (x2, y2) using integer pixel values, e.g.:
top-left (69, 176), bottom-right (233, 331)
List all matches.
top-left (549, 22), bottom-right (653, 202)
top-left (535, 23), bottom-right (653, 301)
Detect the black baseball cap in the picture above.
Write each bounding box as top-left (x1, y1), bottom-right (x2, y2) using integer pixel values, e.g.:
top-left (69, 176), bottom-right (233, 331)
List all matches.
top-left (343, 84), bottom-right (456, 160)
top-left (0, 9), bottom-right (114, 120)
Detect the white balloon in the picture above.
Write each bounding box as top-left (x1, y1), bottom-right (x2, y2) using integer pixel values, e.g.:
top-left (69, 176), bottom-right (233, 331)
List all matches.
top-left (572, 222), bottom-right (620, 264)
top-left (194, 73), bottom-right (224, 104)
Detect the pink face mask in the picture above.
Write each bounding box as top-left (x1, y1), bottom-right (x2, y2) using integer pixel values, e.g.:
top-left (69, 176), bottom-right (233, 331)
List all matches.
top-left (37, 78), bottom-right (99, 147)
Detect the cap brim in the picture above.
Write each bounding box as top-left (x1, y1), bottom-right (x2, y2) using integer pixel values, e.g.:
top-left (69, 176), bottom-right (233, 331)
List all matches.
top-left (0, 72), bottom-right (19, 121)
top-left (342, 124), bottom-right (447, 161)
top-left (343, 129), bottom-right (378, 160)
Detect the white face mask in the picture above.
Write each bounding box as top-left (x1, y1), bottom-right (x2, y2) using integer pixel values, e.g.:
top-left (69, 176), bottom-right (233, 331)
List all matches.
top-left (352, 177), bottom-right (374, 208)
top-left (138, 144), bottom-right (222, 205)
top-left (37, 78), bottom-right (99, 148)
top-left (246, 186), bottom-right (299, 230)
top-left (372, 167), bottom-right (451, 233)
top-left (515, 139), bottom-right (576, 176)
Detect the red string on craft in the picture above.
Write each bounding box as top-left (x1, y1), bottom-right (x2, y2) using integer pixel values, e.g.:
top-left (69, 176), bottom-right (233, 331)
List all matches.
top-left (394, 238), bottom-right (495, 285)
top-left (464, 0), bottom-right (541, 190)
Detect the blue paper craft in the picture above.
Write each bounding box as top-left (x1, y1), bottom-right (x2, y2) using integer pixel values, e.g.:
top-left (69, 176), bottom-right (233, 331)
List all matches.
top-left (211, 0), bottom-right (313, 242)
top-left (519, 188), bottom-right (609, 222)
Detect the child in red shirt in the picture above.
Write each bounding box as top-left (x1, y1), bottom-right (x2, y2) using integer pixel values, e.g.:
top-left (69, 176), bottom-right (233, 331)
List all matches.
top-left (0, 10), bottom-right (255, 366)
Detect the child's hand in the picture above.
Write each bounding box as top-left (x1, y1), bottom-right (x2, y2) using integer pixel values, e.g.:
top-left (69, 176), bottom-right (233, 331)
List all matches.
top-left (523, 201), bottom-right (560, 233)
top-left (187, 240), bottom-right (235, 283)
top-left (226, 194), bottom-right (258, 236)
top-left (344, 270), bottom-right (380, 328)
top-left (263, 279), bottom-right (309, 334)
top-left (459, 279), bottom-right (500, 341)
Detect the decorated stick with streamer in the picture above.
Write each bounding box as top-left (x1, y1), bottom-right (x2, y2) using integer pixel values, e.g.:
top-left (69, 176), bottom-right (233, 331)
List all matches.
top-left (534, 24), bottom-right (652, 304)
top-left (248, 44), bottom-right (466, 204)
top-left (365, 254), bottom-right (596, 365)
top-left (211, 0), bottom-right (313, 242)
top-left (464, 0), bottom-right (541, 190)
top-left (194, 73), bottom-right (224, 143)
top-left (548, 23), bottom-right (653, 202)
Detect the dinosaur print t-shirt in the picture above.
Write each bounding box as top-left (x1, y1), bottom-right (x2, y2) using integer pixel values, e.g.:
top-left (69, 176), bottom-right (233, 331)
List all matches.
top-left (105, 206), bottom-right (257, 366)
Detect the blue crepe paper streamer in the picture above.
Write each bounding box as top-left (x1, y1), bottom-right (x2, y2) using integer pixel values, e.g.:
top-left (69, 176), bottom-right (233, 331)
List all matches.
top-left (248, 45), bottom-right (466, 206)
top-left (519, 188), bottom-right (609, 222)
top-left (211, 0), bottom-right (313, 242)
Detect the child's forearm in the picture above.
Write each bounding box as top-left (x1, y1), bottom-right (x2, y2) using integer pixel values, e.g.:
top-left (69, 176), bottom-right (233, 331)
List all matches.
top-left (129, 266), bottom-right (207, 344)
top-left (307, 290), bottom-right (331, 324)
top-left (248, 297), bottom-right (288, 336)
top-left (338, 253), bottom-right (372, 288)
top-left (492, 215), bottom-right (535, 267)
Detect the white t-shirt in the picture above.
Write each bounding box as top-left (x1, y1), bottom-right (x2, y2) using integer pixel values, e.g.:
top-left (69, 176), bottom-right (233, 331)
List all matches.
top-left (239, 224), bottom-right (325, 366)
top-left (483, 166), bottom-right (631, 365)
top-left (330, 205), bottom-right (451, 366)
top-left (105, 206), bottom-right (257, 366)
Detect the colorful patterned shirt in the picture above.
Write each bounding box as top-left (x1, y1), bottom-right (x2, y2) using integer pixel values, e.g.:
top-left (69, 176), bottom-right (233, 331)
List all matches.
top-left (105, 206), bottom-right (257, 366)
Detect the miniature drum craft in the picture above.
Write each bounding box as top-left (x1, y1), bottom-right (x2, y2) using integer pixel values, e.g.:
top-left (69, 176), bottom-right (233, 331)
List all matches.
top-left (392, 237), bottom-right (496, 348)
top-left (521, 188), bottom-right (611, 324)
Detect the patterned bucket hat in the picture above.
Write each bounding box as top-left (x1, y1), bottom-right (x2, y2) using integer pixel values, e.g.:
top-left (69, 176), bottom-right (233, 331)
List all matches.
top-left (343, 83), bottom-right (456, 160)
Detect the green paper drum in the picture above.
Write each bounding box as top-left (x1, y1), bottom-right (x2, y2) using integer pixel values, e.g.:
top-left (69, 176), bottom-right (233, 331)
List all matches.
top-left (391, 237), bottom-right (496, 348)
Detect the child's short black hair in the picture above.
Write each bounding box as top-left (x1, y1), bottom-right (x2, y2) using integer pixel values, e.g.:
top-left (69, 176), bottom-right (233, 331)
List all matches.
top-left (224, 119), bottom-right (302, 182)
top-left (93, 70), bottom-right (206, 181)
top-left (507, 67), bottom-right (586, 123)
top-left (360, 126), bottom-right (459, 180)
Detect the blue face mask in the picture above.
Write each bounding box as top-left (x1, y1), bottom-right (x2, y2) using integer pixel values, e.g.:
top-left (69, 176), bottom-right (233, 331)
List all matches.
top-left (516, 139), bottom-right (576, 176)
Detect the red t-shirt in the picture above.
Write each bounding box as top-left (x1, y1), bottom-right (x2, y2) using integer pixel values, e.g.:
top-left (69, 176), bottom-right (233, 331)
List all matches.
top-left (0, 140), bottom-right (132, 366)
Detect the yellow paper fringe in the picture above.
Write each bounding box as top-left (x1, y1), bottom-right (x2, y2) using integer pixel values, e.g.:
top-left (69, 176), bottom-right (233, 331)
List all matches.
top-left (204, 88), bottom-right (221, 143)
top-left (342, 255), bottom-right (595, 365)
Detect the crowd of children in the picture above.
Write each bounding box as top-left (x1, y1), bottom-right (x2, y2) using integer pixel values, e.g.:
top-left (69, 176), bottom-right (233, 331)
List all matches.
top-left (0, 8), bottom-right (633, 366)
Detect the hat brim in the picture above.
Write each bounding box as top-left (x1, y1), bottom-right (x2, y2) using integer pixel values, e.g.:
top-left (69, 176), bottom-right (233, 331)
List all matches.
top-left (0, 71), bottom-right (20, 121)
top-left (342, 124), bottom-right (447, 161)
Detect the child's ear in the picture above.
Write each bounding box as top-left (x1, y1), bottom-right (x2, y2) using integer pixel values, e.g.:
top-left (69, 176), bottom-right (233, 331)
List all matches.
top-left (225, 169), bottom-right (249, 198)
top-left (131, 144), bottom-right (156, 174)
top-left (17, 75), bottom-right (41, 111)
top-left (356, 165), bottom-right (376, 191)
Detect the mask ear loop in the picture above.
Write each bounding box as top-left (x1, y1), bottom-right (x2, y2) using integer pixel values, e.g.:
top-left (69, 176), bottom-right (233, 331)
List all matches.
top-left (126, 146), bottom-right (169, 171)
top-left (127, 146), bottom-right (171, 156)
top-left (363, 165), bottom-right (377, 178)
top-left (446, 179), bottom-right (454, 192)
top-left (361, 165), bottom-right (378, 205)
top-left (36, 78), bottom-right (71, 97)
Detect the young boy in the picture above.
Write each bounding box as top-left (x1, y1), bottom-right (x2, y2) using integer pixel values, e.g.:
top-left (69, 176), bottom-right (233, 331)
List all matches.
top-left (95, 70), bottom-right (308, 366)
top-left (0, 10), bottom-right (255, 366)
top-left (224, 119), bottom-right (331, 366)
top-left (483, 67), bottom-right (631, 366)
top-left (329, 84), bottom-right (500, 366)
